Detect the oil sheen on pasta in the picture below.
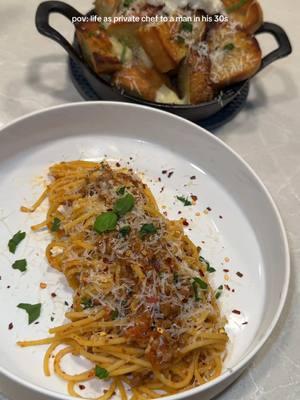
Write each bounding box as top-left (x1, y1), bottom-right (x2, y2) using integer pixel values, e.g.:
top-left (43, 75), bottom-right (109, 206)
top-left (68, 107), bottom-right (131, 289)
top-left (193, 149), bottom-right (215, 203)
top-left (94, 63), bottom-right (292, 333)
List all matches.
top-left (18, 161), bottom-right (228, 400)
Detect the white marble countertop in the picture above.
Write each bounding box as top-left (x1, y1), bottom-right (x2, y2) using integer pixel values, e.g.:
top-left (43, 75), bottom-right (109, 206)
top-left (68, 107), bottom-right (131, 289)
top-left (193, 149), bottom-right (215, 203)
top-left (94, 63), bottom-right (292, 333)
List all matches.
top-left (0, 0), bottom-right (299, 399)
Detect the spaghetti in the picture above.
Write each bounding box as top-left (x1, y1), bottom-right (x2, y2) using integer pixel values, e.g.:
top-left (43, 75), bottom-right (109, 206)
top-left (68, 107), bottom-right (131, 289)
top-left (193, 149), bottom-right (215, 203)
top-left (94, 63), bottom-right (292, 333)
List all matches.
top-left (18, 160), bottom-right (228, 399)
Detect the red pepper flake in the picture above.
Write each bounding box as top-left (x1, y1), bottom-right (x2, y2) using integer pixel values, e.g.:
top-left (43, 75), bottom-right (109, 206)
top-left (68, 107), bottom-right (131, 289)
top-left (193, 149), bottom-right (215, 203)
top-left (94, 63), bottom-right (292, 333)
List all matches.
top-left (206, 207), bottom-right (212, 211)
top-left (242, 321), bottom-right (248, 325)
top-left (191, 195), bottom-right (198, 202)
top-left (51, 292), bottom-right (57, 298)
top-left (162, 170), bottom-right (167, 174)
top-left (199, 270), bottom-right (204, 277)
top-left (190, 176), bottom-right (196, 180)
top-left (232, 309), bottom-right (241, 315)
top-left (8, 322), bottom-right (13, 330)
top-left (236, 272), bottom-right (243, 278)
top-left (79, 385), bottom-right (86, 390)
top-left (167, 171), bottom-right (174, 178)
top-left (223, 269), bottom-right (229, 273)
top-left (116, 162), bottom-right (121, 167)
top-left (224, 284), bottom-right (231, 291)
top-left (182, 219), bottom-right (189, 226)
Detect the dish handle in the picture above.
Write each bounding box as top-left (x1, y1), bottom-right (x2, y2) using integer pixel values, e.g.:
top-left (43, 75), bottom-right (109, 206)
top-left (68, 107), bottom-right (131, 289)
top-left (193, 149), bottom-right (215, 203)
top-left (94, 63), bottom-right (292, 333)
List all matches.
top-left (256, 22), bottom-right (292, 72)
top-left (35, 1), bottom-right (83, 64)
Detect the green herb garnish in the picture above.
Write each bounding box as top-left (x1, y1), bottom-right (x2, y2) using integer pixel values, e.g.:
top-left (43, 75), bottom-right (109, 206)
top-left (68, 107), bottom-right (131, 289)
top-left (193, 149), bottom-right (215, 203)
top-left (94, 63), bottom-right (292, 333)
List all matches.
top-left (116, 186), bottom-right (126, 196)
top-left (200, 256), bottom-right (216, 273)
top-left (120, 45), bottom-right (127, 63)
top-left (113, 194), bottom-right (135, 217)
top-left (95, 365), bottom-right (109, 379)
top-left (8, 231), bottom-right (26, 254)
top-left (226, 0), bottom-right (248, 13)
top-left (173, 272), bottom-right (179, 284)
top-left (192, 281), bottom-right (200, 301)
top-left (123, 0), bottom-right (134, 7)
top-left (139, 223), bottom-right (157, 239)
top-left (111, 309), bottom-right (119, 320)
top-left (12, 259), bottom-right (27, 272)
top-left (193, 277), bottom-right (208, 290)
top-left (94, 211), bottom-right (118, 233)
top-left (215, 285), bottom-right (223, 299)
top-left (81, 298), bottom-right (93, 309)
top-left (181, 21), bottom-right (193, 32)
top-left (119, 225), bottom-right (131, 238)
top-left (223, 43), bottom-right (235, 51)
top-left (17, 303), bottom-right (41, 324)
top-left (51, 217), bottom-right (61, 232)
top-left (176, 196), bottom-right (192, 206)
top-left (176, 35), bottom-right (185, 44)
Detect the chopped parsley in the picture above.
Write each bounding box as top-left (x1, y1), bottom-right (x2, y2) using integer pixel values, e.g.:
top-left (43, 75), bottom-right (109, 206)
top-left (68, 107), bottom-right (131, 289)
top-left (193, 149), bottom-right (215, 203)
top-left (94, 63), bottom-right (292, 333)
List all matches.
top-left (215, 285), bottom-right (223, 299)
top-left (81, 298), bottom-right (93, 309)
top-left (193, 277), bottom-right (208, 290)
top-left (123, 0), bottom-right (134, 7)
top-left (94, 212), bottom-right (118, 233)
top-left (95, 365), bottom-right (109, 379)
top-left (200, 256), bottom-right (216, 273)
top-left (113, 194), bottom-right (135, 217)
top-left (120, 45), bottom-right (127, 64)
top-left (12, 259), bottom-right (27, 272)
top-left (111, 309), bottom-right (119, 320)
top-left (181, 21), bottom-right (193, 32)
top-left (173, 272), bottom-right (179, 284)
top-left (176, 35), bottom-right (185, 44)
top-left (223, 43), bottom-right (235, 51)
top-left (51, 217), bottom-right (61, 232)
top-left (192, 281), bottom-right (200, 301)
top-left (226, 0), bottom-right (248, 13)
top-left (17, 303), bottom-right (41, 324)
top-left (176, 196), bottom-right (192, 206)
top-left (119, 225), bottom-right (131, 238)
top-left (139, 223), bottom-right (157, 239)
top-left (8, 231), bottom-right (26, 254)
top-left (116, 186), bottom-right (126, 196)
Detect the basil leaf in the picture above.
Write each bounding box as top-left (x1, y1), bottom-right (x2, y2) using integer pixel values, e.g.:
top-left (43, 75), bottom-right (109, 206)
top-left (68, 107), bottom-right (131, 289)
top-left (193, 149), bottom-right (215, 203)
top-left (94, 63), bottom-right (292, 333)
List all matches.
top-left (226, 0), bottom-right (248, 12)
top-left (17, 303), bottom-right (41, 324)
top-left (95, 365), bottom-right (109, 379)
top-left (193, 277), bottom-right (208, 290)
top-left (224, 43), bottom-right (235, 51)
top-left (176, 196), bottom-right (192, 206)
top-left (116, 186), bottom-right (126, 196)
top-left (51, 217), bottom-right (61, 232)
top-left (113, 194), bottom-right (135, 217)
top-left (139, 223), bottom-right (157, 239)
top-left (181, 21), bottom-right (193, 32)
top-left (12, 259), bottom-right (27, 272)
top-left (119, 225), bottom-right (131, 238)
top-left (94, 212), bottom-right (118, 233)
top-left (8, 231), bottom-right (26, 254)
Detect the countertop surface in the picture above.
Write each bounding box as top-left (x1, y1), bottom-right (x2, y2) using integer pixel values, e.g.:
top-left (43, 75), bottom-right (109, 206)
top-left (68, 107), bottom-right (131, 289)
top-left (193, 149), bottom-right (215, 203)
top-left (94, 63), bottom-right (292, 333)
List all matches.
top-left (0, 1), bottom-right (299, 399)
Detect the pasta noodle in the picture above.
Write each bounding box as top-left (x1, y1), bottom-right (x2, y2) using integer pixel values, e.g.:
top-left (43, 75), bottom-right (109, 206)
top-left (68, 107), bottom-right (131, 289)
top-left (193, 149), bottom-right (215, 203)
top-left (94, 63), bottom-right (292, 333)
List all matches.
top-left (18, 160), bottom-right (228, 399)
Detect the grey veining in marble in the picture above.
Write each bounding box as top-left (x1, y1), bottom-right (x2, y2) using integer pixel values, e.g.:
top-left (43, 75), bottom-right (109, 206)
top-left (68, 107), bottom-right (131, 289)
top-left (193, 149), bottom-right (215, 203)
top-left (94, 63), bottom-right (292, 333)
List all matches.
top-left (0, 0), bottom-right (299, 399)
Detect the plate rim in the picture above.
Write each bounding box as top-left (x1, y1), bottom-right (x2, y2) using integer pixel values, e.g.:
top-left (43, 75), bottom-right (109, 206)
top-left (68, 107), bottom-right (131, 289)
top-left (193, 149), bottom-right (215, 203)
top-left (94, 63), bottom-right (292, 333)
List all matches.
top-left (0, 101), bottom-right (290, 400)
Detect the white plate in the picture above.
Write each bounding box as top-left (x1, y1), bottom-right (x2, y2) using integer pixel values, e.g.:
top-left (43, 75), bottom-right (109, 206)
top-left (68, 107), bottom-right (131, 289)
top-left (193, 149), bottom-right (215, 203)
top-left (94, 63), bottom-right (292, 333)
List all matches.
top-left (0, 102), bottom-right (289, 400)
